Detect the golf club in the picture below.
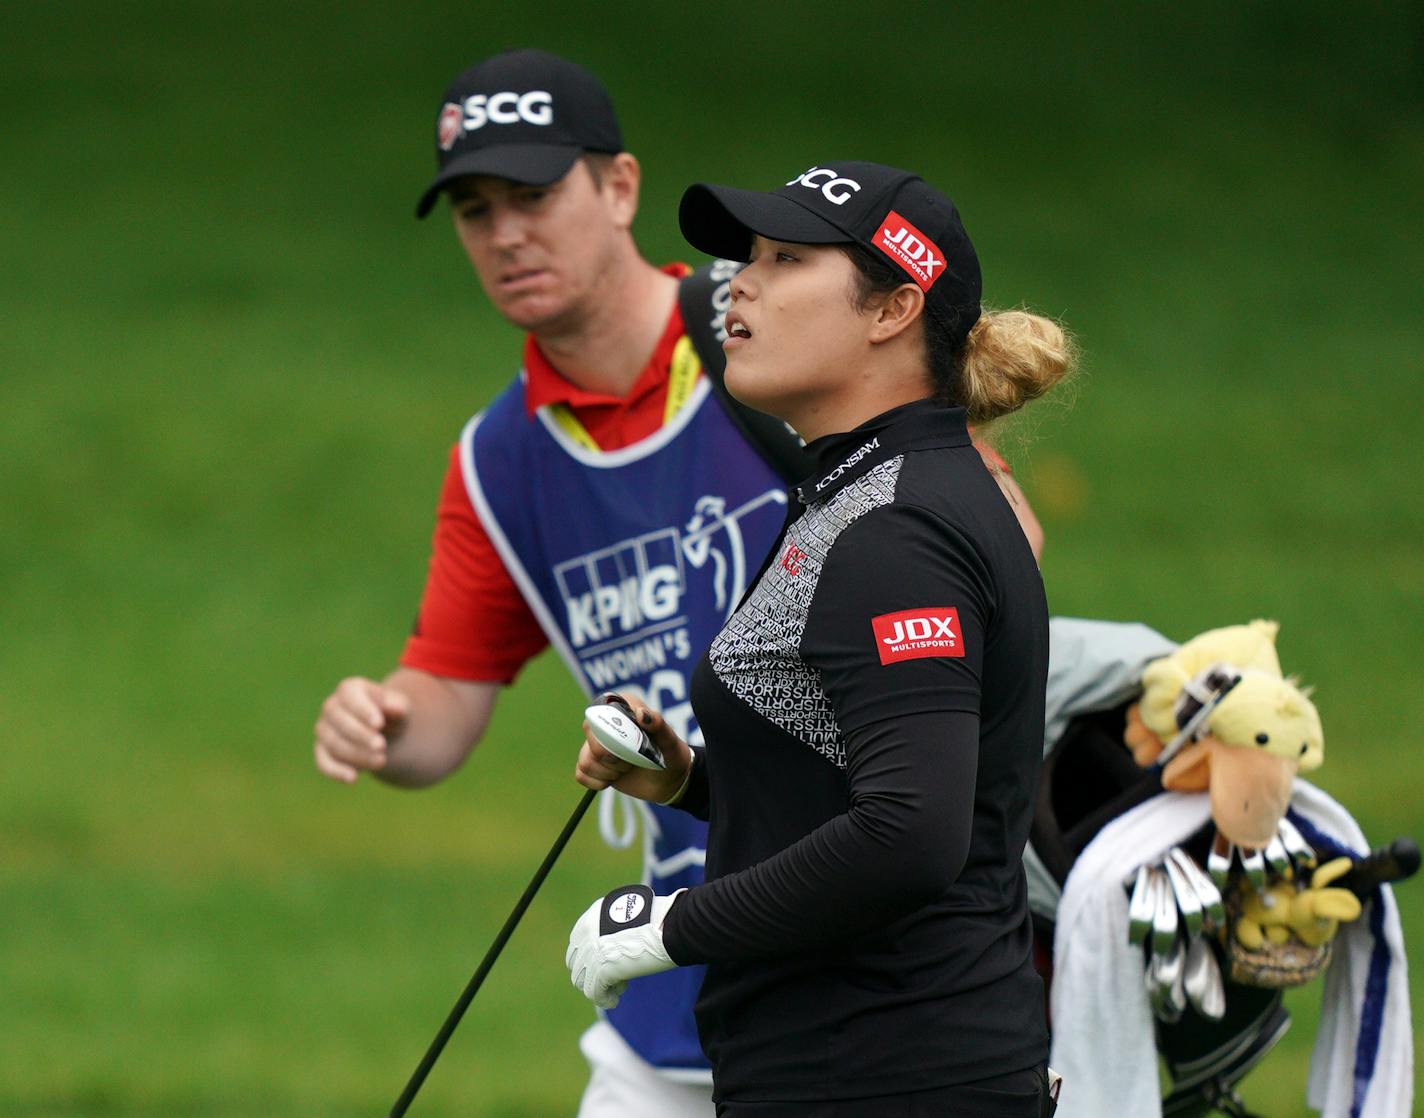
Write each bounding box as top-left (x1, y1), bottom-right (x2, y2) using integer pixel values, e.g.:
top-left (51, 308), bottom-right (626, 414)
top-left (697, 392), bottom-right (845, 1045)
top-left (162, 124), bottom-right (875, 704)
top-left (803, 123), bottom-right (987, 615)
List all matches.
top-left (388, 786), bottom-right (596, 1116)
top-left (388, 698), bottom-right (656, 1116)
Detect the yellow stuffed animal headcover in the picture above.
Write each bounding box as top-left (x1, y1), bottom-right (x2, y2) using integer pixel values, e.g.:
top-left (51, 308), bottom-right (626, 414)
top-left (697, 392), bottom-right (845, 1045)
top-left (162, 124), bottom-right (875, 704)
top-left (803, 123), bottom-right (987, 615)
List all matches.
top-left (1139, 619), bottom-right (1283, 742)
top-left (1129, 620), bottom-right (1324, 849)
top-left (1208, 670), bottom-right (1323, 772)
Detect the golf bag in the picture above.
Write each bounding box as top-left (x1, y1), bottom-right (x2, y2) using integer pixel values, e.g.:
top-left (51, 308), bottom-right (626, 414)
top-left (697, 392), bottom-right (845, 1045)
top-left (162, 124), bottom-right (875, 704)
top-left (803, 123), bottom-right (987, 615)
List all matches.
top-left (1028, 618), bottom-right (1414, 1118)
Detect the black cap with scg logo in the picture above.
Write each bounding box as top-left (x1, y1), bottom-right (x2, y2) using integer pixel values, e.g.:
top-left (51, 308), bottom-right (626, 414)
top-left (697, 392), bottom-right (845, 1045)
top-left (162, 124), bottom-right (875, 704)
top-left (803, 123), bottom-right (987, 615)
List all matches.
top-left (415, 48), bottom-right (624, 218)
top-left (679, 161), bottom-right (982, 348)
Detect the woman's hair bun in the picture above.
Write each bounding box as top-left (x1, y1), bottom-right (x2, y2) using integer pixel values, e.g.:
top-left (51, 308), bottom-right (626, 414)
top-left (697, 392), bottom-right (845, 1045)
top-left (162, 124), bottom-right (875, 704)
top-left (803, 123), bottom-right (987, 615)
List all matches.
top-left (958, 309), bottom-right (1076, 424)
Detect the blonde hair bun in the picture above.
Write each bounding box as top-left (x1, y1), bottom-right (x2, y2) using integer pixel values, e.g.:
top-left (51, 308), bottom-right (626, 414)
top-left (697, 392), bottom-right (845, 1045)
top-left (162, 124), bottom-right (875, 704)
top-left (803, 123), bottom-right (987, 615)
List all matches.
top-left (959, 308), bottom-right (1076, 423)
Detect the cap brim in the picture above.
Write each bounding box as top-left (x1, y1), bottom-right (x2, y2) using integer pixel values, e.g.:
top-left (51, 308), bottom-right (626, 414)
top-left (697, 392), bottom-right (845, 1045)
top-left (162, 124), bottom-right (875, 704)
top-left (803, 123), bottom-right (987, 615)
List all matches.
top-left (678, 184), bottom-right (854, 261)
top-left (415, 144), bottom-right (584, 218)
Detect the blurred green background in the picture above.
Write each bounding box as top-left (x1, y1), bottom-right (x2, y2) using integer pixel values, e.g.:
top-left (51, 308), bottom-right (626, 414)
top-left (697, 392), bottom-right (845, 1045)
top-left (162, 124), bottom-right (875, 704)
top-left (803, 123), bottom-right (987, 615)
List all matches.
top-left (3, 2), bottom-right (1420, 1115)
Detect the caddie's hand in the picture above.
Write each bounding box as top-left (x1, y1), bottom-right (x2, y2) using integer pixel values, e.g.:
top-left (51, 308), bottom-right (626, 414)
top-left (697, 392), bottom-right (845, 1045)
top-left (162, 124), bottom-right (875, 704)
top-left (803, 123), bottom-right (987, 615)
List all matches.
top-left (575, 692), bottom-right (693, 805)
top-left (313, 676), bottom-right (412, 783)
top-left (565, 885), bottom-right (683, 1009)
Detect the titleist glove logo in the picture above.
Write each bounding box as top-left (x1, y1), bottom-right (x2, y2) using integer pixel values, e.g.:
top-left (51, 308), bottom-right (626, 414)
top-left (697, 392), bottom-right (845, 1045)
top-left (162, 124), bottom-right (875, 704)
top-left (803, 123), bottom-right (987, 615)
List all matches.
top-left (599, 884), bottom-right (655, 934)
top-left (606, 891), bottom-right (645, 924)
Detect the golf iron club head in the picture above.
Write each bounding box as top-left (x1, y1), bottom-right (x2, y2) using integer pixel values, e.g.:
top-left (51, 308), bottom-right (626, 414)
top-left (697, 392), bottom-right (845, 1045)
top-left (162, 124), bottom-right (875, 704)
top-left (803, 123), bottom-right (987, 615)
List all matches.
top-left (1183, 934), bottom-right (1226, 1021)
top-left (1148, 935), bottom-right (1187, 1023)
top-left (1168, 846), bottom-right (1225, 931)
top-left (1163, 850), bottom-right (1204, 939)
top-left (1127, 864), bottom-right (1155, 946)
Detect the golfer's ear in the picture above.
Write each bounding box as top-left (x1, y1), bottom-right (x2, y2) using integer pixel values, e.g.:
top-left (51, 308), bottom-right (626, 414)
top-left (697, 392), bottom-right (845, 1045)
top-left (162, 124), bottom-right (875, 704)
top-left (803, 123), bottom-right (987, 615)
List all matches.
top-left (867, 284), bottom-right (924, 344)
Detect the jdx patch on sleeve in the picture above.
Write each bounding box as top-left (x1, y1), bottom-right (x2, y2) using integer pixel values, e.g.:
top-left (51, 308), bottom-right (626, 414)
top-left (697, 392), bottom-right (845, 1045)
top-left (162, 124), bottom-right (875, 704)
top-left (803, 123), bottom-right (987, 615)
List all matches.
top-left (872, 607), bottom-right (964, 665)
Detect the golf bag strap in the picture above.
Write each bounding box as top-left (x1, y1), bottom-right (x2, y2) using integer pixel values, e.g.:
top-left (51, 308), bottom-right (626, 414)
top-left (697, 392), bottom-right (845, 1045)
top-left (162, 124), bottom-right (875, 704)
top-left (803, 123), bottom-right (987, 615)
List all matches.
top-left (679, 261), bottom-right (813, 485)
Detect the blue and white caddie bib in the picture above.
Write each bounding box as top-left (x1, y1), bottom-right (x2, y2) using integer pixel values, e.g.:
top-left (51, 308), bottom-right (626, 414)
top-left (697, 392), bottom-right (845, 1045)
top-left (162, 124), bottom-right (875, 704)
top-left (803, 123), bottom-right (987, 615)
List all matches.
top-left (461, 368), bottom-right (787, 1074)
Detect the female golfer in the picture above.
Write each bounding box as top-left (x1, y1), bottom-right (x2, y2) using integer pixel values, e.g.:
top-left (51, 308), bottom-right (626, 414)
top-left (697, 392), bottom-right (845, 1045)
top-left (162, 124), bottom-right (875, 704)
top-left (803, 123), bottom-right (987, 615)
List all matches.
top-left (566, 161), bottom-right (1074, 1116)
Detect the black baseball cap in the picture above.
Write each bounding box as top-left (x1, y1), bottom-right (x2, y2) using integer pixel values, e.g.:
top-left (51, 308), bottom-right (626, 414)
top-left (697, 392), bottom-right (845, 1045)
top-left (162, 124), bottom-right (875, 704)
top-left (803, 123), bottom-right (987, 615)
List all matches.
top-left (415, 49), bottom-right (623, 218)
top-left (679, 161), bottom-right (982, 346)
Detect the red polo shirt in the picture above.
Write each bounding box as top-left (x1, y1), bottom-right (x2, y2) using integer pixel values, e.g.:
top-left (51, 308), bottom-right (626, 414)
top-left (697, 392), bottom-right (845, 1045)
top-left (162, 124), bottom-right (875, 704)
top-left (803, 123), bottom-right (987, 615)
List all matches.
top-left (401, 277), bottom-right (691, 683)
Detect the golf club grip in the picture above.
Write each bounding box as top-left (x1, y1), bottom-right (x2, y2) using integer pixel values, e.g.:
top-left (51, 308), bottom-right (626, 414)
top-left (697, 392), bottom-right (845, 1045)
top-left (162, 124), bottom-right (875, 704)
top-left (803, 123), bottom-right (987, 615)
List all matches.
top-left (389, 786), bottom-right (599, 1117)
top-left (1337, 837), bottom-right (1421, 900)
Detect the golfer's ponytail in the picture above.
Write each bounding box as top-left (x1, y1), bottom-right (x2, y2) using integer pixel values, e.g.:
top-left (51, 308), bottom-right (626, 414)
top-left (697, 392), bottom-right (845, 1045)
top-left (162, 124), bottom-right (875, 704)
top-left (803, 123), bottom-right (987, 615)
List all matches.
top-left (954, 308), bottom-right (1076, 424)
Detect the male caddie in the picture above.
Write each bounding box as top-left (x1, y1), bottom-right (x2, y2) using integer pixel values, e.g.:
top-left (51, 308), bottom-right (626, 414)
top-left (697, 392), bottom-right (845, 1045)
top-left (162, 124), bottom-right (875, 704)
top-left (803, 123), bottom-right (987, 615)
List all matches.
top-left (313, 48), bottom-right (1043, 1116)
top-left (314, 48), bottom-right (790, 1116)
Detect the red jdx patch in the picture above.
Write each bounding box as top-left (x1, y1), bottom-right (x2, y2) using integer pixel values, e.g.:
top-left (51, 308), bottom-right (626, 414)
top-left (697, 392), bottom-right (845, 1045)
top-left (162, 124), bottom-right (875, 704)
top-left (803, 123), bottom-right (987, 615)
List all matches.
top-left (873, 211), bottom-right (945, 292)
top-left (872, 607), bottom-right (964, 665)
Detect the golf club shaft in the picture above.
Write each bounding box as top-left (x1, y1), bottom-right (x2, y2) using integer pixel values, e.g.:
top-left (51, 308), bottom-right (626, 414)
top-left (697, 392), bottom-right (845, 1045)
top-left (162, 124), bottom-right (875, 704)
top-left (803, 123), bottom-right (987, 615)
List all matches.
top-left (389, 786), bottom-right (599, 1117)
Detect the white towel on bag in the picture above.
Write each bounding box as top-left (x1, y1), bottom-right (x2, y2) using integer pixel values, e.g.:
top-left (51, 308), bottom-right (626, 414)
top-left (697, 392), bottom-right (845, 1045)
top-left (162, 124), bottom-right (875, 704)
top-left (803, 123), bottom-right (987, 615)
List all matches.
top-left (1049, 780), bottom-right (1412, 1118)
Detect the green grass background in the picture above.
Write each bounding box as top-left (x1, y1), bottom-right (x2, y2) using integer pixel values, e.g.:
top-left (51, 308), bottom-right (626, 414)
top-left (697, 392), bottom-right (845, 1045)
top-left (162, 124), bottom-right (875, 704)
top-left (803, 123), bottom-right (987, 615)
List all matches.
top-left (3, 2), bottom-right (1421, 1114)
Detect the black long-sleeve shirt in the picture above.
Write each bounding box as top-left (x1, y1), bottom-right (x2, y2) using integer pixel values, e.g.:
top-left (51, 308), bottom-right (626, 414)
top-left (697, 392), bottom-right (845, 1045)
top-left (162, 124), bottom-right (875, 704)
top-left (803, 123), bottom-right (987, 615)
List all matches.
top-left (660, 399), bottom-right (1050, 1103)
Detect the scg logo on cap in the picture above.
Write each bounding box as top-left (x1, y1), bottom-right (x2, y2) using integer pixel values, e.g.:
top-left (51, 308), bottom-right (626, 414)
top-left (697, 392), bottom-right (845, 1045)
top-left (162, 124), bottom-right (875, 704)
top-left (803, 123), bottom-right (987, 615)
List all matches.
top-left (442, 90), bottom-right (554, 147)
top-left (787, 166), bottom-right (862, 206)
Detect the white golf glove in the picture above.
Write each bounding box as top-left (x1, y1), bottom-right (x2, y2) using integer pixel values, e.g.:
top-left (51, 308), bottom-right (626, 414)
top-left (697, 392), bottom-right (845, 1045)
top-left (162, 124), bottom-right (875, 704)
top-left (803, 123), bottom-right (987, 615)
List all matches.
top-left (566, 884), bottom-right (683, 1009)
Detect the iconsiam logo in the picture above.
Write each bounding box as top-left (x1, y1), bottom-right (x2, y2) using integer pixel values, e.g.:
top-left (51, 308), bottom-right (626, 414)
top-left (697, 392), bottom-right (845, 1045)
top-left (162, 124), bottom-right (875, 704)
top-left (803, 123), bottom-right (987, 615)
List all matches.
top-left (813, 437), bottom-right (879, 493)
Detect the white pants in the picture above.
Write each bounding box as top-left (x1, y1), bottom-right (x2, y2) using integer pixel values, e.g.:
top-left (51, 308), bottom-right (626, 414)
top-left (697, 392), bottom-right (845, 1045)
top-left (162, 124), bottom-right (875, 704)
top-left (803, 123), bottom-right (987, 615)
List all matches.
top-left (575, 1020), bottom-right (714, 1118)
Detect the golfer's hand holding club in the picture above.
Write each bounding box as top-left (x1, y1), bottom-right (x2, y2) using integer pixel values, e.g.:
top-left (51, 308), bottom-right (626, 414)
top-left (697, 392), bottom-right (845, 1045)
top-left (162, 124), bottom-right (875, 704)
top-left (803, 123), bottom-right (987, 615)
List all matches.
top-left (574, 691), bottom-right (693, 804)
top-left (566, 693), bottom-right (693, 1008)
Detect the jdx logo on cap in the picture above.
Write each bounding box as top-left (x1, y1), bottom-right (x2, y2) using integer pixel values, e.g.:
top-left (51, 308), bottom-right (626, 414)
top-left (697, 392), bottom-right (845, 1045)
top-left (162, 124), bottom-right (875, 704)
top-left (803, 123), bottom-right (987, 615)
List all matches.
top-left (871, 607), bottom-right (964, 665)
top-left (874, 211), bottom-right (945, 291)
top-left (787, 166), bottom-right (862, 206)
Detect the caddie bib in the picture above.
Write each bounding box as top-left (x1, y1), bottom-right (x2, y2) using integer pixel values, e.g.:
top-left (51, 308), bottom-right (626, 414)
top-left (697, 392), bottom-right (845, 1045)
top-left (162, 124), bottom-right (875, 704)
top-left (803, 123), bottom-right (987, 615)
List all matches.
top-left (462, 368), bottom-right (788, 1073)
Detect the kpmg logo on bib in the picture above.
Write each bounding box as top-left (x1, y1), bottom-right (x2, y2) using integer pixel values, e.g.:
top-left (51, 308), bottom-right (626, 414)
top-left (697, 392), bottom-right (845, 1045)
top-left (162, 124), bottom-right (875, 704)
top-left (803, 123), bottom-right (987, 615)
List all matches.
top-left (554, 490), bottom-right (786, 692)
top-left (557, 527), bottom-right (683, 649)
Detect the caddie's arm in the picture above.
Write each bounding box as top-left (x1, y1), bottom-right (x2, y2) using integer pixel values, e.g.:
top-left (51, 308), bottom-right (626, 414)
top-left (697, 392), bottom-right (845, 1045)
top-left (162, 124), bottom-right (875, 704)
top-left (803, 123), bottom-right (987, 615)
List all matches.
top-left (314, 667), bottom-right (498, 788)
